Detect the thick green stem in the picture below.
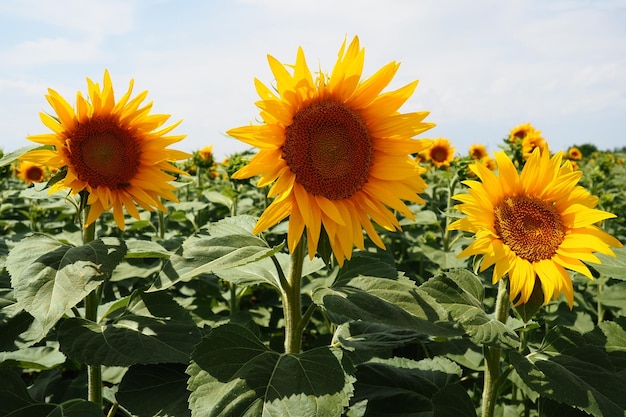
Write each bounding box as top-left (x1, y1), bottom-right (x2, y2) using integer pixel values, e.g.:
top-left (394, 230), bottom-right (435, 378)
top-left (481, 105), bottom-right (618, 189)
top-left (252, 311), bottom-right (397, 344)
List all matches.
top-left (82, 204), bottom-right (103, 408)
top-left (442, 175), bottom-right (458, 252)
top-left (281, 237), bottom-right (306, 354)
top-left (482, 278), bottom-right (510, 417)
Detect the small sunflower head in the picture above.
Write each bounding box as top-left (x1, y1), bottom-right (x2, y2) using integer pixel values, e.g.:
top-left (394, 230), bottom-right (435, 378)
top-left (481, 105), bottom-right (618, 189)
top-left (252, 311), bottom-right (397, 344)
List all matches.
top-left (469, 144), bottom-right (489, 160)
top-left (508, 123), bottom-right (537, 143)
top-left (567, 146), bottom-right (583, 161)
top-left (421, 138), bottom-right (455, 168)
top-left (16, 160), bottom-right (47, 184)
top-left (194, 145), bottom-right (215, 168)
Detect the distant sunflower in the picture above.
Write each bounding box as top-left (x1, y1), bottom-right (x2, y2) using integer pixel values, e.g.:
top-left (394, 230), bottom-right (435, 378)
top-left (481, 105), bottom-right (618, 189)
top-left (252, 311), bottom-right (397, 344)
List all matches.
top-left (22, 70), bottom-right (190, 229)
top-left (521, 131), bottom-right (549, 159)
top-left (480, 155), bottom-right (496, 171)
top-left (508, 123), bottom-right (536, 143)
top-left (16, 161), bottom-right (46, 184)
top-left (421, 138), bottom-right (455, 168)
top-left (567, 146), bottom-right (582, 161)
top-left (227, 36), bottom-right (434, 264)
top-left (449, 148), bottom-right (622, 307)
top-left (469, 144), bottom-right (488, 160)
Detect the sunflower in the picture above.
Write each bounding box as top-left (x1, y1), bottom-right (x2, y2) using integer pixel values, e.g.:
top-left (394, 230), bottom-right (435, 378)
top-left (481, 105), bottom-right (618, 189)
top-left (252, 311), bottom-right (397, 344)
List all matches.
top-left (567, 146), bottom-right (582, 161)
top-left (521, 131), bottom-right (549, 159)
top-left (421, 137), bottom-right (455, 168)
top-left (227, 36), bottom-right (434, 265)
top-left (16, 160), bottom-right (46, 184)
top-left (22, 70), bottom-right (190, 229)
top-left (448, 148), bottom-right (622, 307)
top-left (469, 144), bottom-right (488, 160)
top-left (508, 122), bottom-right (536, 143)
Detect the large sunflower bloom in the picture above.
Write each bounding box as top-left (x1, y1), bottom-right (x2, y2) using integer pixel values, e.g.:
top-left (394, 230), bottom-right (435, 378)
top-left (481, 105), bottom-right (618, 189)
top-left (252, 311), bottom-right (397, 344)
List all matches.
top-left (22, 70), bottom-right (190, 229)
top-left (448, 148), bottom-right (622, 307)
top-left (227, 36), bottom-right (434, 265)
top-left (421, 137), bottom-right (455, 168)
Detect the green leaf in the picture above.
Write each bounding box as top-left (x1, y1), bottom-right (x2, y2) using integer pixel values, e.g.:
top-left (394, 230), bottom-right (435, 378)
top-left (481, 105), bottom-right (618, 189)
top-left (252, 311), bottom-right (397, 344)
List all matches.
top-left (421, 270), bottom-right (520, 349)
top-left (510, 349), bottom-right (626, 417)
top-left (0, 369), bottom-right (35, 415)
top-left (332, 321), bottom-right (426, 353)
top-left (6, 235), bottom-right (127, 342)
top-left (58, 291), bottom-right (201, 366)
top-left (149, 216), bottom-right (285, 291)
top-left (313, 274), bottom-right (461, 338)
top-left (432, 383), bottom-right (478, 417)
top-left (0, 145), bottom-right (40, 167)
top-left (592, 247), bottom-right (626, 280)
top-left (0, 345), bottom-right (65, 370)
top-left (117, 363), bottom-right (191, 417)
top-left (351, 356), bottom-right (468, 416)
top-left (187, 324), bottom-right (354, 417)
top-left (216, 251), bottom-right (325, 290)
top-left (5, 399), bottom-right (104, 417)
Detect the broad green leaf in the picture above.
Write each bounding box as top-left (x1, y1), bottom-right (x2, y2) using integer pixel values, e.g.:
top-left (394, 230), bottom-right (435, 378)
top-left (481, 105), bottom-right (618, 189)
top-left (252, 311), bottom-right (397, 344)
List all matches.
top-left (595, 281), bottom-right (626, 311)
top-left (351, 356), bottom-right (467, 416)
top-left (0, 145), bottom-right (40, 167)
top-left (592, 247), bottom-right (626, 280)
top-left (124, 239), bottom-right (173, 259)
top-left (187, 324), bottom-right (354, 417)
top-left (335, 251), bottom-right (398, 283)
top-left (432, 383), bottom-right (478, 417)
top-left (204, 190), bottom-right (235, 210)
top-left (117, 363), bottom-right (191, 417)
top-left (5, 399), bottom-right (103, 417)
top-left (0, 369), bottom-right (35, 415)
top-left (332, 322), bottom-right (426, 353)
top-left (510, 349), bottom-right (626, 417)
top-left (58, 291), bottom-right (201, 366)
top-left (6, 235), bottom-right (127, 341)
top-left (0, 345), bottom-right (65, 370)
top-left (216, 252), bottom-right (324, 289)
top-left (421, 271), bottom-right (520, 349)
top-left (313, 275), bottom-right (460, 338)
top-left (149, 216), bottom-right (284, 291)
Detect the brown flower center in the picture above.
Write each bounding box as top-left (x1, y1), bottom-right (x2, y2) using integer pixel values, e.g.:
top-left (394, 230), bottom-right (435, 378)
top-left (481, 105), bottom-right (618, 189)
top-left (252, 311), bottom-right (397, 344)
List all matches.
top-left (68, 117), bottom-right (140, 189)
top-left (494, 195), bottom-right (566, 263)
top-left (26, 166), bottom-right (45, 182)
top-left (282, 99), bottom-right (373, 200)
top-left (431, 145), bottom-right (450, 163)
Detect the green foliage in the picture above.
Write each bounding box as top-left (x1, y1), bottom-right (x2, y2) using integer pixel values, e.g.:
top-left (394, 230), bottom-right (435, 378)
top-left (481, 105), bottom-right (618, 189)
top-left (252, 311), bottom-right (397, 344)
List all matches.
top-left (0, 147), bottom-right (624, 417)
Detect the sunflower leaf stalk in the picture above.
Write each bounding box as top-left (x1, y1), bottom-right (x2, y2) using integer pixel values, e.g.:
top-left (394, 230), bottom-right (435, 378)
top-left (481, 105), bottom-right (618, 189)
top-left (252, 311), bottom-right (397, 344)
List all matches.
top-left (281, 236), bottom-right (306, 354)
top-left (482, 277), bottom-right (510, 417)
top-left (81, 199), bottom-right (103, 408)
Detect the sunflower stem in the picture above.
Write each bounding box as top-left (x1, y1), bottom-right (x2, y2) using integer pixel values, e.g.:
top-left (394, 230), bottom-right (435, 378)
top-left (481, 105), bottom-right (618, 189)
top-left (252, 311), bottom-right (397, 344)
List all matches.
top-left (442, 174), bottom-right (458, 252)
top-left (482, 277), bottom-right (510, 417)
top-left (81, 205), bottom-right (103, 408)
top-left (281, 236), bottom-right (306, 354)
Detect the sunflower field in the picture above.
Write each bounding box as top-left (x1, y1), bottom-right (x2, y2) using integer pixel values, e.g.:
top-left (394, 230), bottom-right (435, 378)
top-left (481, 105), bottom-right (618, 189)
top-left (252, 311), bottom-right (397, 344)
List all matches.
top-left (1, 37), bottom-right (626, 417)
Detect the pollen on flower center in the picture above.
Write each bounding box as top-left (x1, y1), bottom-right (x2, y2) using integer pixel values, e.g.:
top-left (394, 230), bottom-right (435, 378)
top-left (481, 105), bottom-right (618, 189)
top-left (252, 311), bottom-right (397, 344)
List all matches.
top-left (494, 195), bottom-right (565, 263)
top-left (69, 117), bottom-right (140, 189)
top-left (282, 99), bottom-right (373, 200)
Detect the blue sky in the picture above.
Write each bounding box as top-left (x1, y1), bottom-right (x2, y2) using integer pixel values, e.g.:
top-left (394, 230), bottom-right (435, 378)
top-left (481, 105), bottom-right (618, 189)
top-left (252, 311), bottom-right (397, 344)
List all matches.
top-left (1, 0), bottom-right (625, 159)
